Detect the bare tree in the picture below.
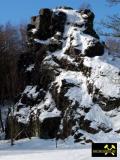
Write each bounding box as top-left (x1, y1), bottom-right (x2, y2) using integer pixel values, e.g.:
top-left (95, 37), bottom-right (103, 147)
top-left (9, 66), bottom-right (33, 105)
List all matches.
top-left (0, 22), bottom-right (27, 105)
top-left (0, 109), bottom-right (4, 132)
top-left (100, 1), bottom-right (120, 38)
top-left (106, 37), bottom-right (120, 56)
top-left (19, 23), bottom-right (27, 51)
top-left (107, 0), bottom-right (120, 5)
top-left (100, 14), bottom-right (120, 37)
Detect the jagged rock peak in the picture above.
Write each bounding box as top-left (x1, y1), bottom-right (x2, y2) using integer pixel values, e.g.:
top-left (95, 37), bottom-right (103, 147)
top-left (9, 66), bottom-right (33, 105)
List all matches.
top-left (27, 7), bottom-right (103, 57)
top-left (6, 7), bottom-right (120, 144)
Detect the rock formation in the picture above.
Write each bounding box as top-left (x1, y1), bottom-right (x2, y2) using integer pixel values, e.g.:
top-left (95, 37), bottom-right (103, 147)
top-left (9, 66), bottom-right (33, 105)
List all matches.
top-left (6, 7), bottom-right (120, 143)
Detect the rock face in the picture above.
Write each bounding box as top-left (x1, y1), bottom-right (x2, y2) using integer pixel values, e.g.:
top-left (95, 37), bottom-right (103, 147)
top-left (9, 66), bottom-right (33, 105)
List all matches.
top-left (6, 7), bottom-right (120, 143)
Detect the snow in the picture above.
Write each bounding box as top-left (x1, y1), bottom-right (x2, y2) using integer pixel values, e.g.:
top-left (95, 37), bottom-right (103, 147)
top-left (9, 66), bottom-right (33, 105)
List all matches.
top-left (43, 55), bottom-right (60, 67)
top-left (59, 9), bottom-right (97, 56)
top-left (14, 90), bottom-right (61, 124)
top-left (81, 14), bottom-right (89, 19)
top-left (80, 34), bottom-right (97, 54)
top-left (1, 8), bottom-right (120, 150)
top-left (45, 9), bottom-right (93, 65)
top-left (56, 32), bottom-right (61, 36)
top-left (37, 92), bottom-right (55, 110)
top-left (34, 38), bottom-right (50, 45)
top-left (85, 105), bottom-right (112, 130)
top-left (105, 107), bottom-right (120, 131)
top-left (54, 70), bottom-right (92, 107)
top-left (39, 108), bottom-right (61, 122)
top-left (13, 85), bottom-right (39, 124)
top-left (0, 137), bottom-right (120, 160)
top-left (13, 8), bottom-right (120, 142)
top-left (23, 86), bottom-right (39, 99)
top-left (83, 52), bottom-right (120, 98)
top-left (58, 9), bottom-right (84, 25)
top-left (31, 28), bottom-right (37, 34)
top-left (26, 64), bottom-right (34, 71)
top-left (36, 92), bottom-right (61, 122)
top-left (0, 150), bottom-right (86, 160)
top-left (0, 150), bottom-right (91, 160)
top-left (65, 87), bottom-right (82, 105)
top-left (66, 28), bottom-right (98, 55)
top-left (16, 108), bottom-right (30, 124)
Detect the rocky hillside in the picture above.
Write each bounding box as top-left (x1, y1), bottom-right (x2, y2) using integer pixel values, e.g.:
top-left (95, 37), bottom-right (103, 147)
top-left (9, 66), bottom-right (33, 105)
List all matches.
top-left (6, 7), bottom-right (120, 143)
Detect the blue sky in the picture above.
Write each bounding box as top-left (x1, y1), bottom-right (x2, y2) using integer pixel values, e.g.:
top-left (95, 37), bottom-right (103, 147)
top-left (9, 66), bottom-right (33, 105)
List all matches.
top-left (0, 0), bottom-right (119, 25)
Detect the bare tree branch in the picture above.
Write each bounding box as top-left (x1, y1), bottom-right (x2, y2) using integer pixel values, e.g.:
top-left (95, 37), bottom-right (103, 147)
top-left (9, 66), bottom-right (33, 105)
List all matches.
top-left (99, 12), bottom-right (120, 38)
top-left (107, 0), bottom-right (120, 5)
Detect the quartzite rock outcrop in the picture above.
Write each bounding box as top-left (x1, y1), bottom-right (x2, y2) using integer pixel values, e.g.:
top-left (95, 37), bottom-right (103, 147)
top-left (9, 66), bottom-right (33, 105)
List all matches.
top-left (6, 7), bottom-right (120, 143)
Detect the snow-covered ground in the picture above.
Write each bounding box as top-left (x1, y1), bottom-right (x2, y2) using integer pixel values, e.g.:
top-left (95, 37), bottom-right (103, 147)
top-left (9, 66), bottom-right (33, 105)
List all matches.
top-left (0, 137), bottom-right (120, 160)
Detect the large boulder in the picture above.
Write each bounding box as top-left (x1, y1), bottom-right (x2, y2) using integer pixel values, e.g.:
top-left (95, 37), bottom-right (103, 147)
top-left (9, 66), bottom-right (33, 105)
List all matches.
top-left (5, 7), bottom-right (120, 144)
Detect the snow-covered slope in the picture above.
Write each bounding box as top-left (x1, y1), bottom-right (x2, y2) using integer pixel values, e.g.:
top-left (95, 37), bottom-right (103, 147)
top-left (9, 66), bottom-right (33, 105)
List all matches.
top-left (4, 7), bottom-right (120, 144)
top-left (0, 137), bottom-right (120, 160)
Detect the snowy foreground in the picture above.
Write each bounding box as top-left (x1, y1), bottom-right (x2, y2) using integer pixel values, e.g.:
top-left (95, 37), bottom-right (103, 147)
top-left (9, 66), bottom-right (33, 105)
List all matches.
top-left (0, 137), bottom-right (120, 160)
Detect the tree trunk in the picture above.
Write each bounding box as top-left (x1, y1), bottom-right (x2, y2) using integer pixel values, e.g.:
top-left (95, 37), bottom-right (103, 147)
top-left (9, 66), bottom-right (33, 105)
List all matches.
top-left (10, 115), bottom-right (14, 146)
top-left (9, 107), bottom-right (14, 146)
top-left (0, 109), bottom-right (4, 132)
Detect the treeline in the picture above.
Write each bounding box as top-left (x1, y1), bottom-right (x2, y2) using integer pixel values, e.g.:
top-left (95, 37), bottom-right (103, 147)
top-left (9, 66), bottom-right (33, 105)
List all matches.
top-left (100, 0), bottom-right (120, 56)
top-left (0, 22), bottom-right (27, 105)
